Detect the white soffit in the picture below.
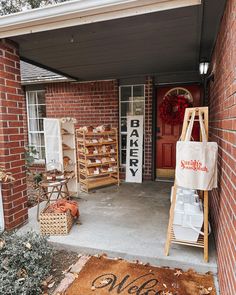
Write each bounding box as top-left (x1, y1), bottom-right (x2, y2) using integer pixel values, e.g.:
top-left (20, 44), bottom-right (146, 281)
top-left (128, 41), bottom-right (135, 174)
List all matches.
top-left (0, 0), bottom-right (201, 38)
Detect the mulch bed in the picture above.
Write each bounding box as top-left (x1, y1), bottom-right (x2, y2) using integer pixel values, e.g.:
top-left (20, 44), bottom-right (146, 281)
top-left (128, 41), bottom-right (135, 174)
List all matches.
top-left (48, 250), bottom-right (79, 294)
top-left (54, 255), bottom-right (216, 295)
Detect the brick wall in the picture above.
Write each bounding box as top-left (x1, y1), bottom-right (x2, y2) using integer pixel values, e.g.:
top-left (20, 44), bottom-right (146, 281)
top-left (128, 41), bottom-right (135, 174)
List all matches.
top-left (208, 0), bottom-right (236, 294)
top-left (46, 80), bottom-right (119, 128)
top-left (0, 39), bottom-right (28, 230)
top-left (144, 77), bottom-right (153, 180)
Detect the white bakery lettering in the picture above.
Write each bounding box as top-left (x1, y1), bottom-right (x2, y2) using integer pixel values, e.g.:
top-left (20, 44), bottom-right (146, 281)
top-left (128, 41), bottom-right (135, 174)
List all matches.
top-left (129, 120), bottom-right (140, 177)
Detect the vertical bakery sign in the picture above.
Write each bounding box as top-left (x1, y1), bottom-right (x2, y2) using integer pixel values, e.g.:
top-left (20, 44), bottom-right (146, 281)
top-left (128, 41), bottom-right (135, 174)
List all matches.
top-left (126, 115), bottom-right (144, 183)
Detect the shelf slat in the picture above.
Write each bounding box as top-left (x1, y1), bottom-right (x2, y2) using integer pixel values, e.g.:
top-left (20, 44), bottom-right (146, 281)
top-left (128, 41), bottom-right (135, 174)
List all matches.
top-left (87, 176), bottom-right (119, 189)
top-left (78, 151), bottom-right (116, 157)
top-left (80, 171), bottom-right (118, 177)
top-left (76, 129), bottom-right (117, 136)
top-left (79, 160), bottom-right (117, 167)
top-left (77, 141), bottom-right (116, 146)
top-left (63, 147), bottom-right (75, 150)
top-left (170, 228), bottom-right (204, 248)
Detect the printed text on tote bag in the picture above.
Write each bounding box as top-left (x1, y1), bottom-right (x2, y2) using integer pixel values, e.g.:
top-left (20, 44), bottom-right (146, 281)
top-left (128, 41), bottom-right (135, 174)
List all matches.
top-left (180, 160), bottom-right (208, 172)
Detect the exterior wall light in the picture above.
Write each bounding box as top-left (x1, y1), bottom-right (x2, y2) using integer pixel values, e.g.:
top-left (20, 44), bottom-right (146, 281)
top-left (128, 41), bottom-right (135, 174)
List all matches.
top-left (199, 62), bottom-right (210, 75)
top-left (199, 61), bottom-right (214, 105)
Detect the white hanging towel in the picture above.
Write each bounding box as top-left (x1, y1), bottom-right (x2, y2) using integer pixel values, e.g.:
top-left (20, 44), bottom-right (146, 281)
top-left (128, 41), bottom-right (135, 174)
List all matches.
top-left (175, 110), bottom-right (218, 191)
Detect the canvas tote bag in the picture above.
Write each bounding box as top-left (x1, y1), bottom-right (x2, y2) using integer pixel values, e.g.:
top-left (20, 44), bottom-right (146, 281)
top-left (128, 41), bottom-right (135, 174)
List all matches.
top-left (175, 111), bottom-right (218, 190)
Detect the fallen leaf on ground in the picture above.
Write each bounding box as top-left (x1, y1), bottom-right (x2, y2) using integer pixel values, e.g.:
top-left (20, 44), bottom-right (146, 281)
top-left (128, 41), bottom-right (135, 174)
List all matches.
top-left (24, 242), bottom-right (32, 250)
top-left (174, 270), bottom-right (182, 277)
top-left (41, 281), bottom-right (47, 287)
top-left (91, 286), bottom-right (96, 291)
top-left (17, 268), bottom-right (27, 278)
top-left (45, 275), bottom-right (53, 283)
top-left (199, 286), bottom-right (210, 294)
top-left (62, 264), bottom-right (73, 274)
top-left (0, 239), bottom-right (5, 249)
top-left (17, 278), bottom-right (25, 282)
top-left (94, 254), bottom-right (100, 258)
top-left (48, 281), bottom-right (55, 288)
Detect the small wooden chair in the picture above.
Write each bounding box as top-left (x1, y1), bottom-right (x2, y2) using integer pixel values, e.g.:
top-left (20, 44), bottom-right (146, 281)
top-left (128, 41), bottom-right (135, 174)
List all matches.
top-left (37, 177), bottom-right (70, 221)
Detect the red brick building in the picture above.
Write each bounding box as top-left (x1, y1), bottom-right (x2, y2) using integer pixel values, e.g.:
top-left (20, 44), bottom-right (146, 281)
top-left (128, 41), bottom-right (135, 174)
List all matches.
top-left (0, 0), bottom-right (235, 294)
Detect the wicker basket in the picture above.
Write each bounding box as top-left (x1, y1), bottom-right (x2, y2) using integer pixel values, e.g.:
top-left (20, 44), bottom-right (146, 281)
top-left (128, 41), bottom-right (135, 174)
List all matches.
top-left (40, 208), bottom-right (74, 236)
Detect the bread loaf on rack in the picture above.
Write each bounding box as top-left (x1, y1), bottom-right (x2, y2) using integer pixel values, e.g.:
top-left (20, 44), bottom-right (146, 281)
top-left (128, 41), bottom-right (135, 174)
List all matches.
top-left (78, 126), bottom-right (94, 133)
top-left (96, 124), bottom-right (111, 132)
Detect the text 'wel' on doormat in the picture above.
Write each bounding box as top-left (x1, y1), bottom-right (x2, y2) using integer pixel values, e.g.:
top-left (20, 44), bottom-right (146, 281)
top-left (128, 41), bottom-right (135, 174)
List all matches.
top-left (62, 256), bottom-right (216, 295)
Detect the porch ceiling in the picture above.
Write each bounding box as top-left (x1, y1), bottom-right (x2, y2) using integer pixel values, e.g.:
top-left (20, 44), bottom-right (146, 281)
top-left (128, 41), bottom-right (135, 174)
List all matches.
top-left (7, 0), bottom-right (226, 81)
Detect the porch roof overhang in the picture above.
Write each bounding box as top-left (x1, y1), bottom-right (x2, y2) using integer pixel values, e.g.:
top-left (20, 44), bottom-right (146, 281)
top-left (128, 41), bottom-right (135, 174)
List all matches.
top-left (0, 0), bottom-right (227, 82)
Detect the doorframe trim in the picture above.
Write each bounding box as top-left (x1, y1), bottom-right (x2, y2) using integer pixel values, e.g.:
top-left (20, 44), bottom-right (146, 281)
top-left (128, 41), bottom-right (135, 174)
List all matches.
top-left (151, 79), bottom-right (157, 181)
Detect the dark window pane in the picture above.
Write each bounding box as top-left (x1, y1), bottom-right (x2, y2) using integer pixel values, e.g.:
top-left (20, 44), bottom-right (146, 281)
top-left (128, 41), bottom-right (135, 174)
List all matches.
top-left (38, 91), bottom-right (45, 104)
top-left (121, 102), bottom-right (132, 117)
top-left (133, 85), bottom-right (144, 98)
top-left (38, 105), bottom-right (46, 118)
top-left (38, 119), bottom-right (44, 131)
top-left (121, 134), bottom-right (127, 149)
top-left (121, 118), bottom-right (127, 132)
top-left (121, 150), bottom-right (127, 164)
top-left (120, 86), bottom-right (132, 101)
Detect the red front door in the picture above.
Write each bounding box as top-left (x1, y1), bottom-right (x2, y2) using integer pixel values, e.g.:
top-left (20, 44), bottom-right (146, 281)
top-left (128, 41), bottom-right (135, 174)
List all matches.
top-left (156, 85), bottom-right (201, 179)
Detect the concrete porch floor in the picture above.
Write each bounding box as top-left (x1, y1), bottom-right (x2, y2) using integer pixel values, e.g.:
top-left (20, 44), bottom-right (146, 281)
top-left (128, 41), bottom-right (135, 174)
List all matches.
top-left (18, 181), bottom-right (217, 275)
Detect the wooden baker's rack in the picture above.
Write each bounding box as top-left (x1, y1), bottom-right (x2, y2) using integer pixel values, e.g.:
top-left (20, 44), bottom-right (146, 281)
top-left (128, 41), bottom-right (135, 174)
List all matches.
top-left (165, 107), bottom-right (210, 262)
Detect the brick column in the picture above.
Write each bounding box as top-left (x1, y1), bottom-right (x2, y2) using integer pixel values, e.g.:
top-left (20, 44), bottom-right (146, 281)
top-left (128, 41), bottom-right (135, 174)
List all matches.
top-left (0, 39), bottom-right (28, 230)
top-left (208, 0), bottom-right (236, 293)
top-left (143, 76), bottom-right (153, 180)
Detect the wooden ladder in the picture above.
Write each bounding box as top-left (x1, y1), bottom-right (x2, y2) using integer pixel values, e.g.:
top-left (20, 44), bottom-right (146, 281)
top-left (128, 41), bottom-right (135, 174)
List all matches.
top-left (165, 107), bottom-right (209, 262)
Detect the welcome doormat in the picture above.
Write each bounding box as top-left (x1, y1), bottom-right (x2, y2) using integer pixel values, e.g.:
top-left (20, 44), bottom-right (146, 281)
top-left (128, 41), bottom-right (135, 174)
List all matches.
top-left (64, 256), bottom-right (216, 295)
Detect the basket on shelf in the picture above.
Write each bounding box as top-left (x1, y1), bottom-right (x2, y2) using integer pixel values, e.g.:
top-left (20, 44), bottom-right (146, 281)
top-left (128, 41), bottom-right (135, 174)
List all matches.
top-left (39, 207), bottom-right (74, 236)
